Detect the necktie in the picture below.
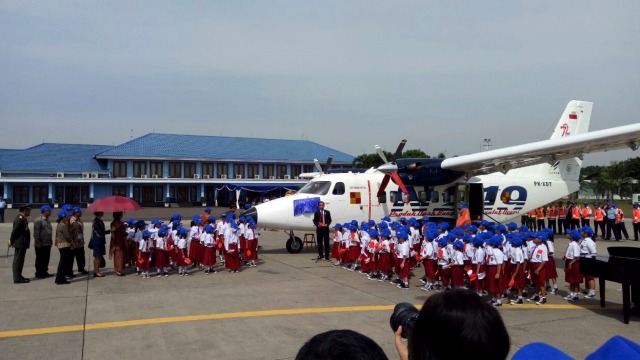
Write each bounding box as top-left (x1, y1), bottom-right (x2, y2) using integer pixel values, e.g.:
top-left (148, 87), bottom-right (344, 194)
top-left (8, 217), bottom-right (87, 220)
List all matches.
top-left (321, 211), bottom-right (325, 224)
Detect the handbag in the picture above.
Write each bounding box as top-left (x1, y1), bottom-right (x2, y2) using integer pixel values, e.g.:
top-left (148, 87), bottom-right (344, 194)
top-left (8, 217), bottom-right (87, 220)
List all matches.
top-left (100, 257), bottom-right (106, 268)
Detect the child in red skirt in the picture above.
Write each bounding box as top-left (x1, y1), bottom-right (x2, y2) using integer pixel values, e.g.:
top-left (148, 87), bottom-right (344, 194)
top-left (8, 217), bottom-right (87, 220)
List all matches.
top-left (138, 230), bottom-right (153, 278)
top-left (365, 229), bottom-right (379, 279)
top-left (435, 237), bottom-right (450, 290)
top-left (486, 235), bottom-right (505, 306)
top-left (472, 236), bottom-right (486, 296)
top-left (563, 230), bottom-right (583, 301)
top-left (527, 232), bottom-right (549, 305)
top-left (224, 220), bottom-right (241, 273)
top-left (420, 231), bottom-right (437, 291)
top-left (176, 228), bottom-right (189, 277)
top-left (358, 225), bottom-right (371, 274)
top-left (331, 224), bottom-right (343, 266)
top-left (543, 228), bottom-right (559, 295)
top-left (450, 240), bottom-right (465, 288)
top-left (245, 222), bottom-right (258, 267)
top-left (188, 216), bottom-right (203, 269)
top-left (508, 237), bottom-right (526, 305)
top-left (154, 226), bottom-right (170, 277)
top-left (376, 229), bottom-right (393, 282)
top-left (347, 225), bottom-right (361, 271)
top-left (395, 232), bottom-right (411, 289)
top-left (202, 224), bottom-right (217, 274)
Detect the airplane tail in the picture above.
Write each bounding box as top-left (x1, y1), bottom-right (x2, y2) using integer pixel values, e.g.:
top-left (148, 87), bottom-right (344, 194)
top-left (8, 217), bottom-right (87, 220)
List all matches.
top-left (509, 100), bottom-right (593, 182)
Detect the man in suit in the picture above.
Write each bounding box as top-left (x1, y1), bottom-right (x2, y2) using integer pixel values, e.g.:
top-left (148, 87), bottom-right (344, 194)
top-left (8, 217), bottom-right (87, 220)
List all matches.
top-left (10, 204), bottom-right (32, 284)
top-left (313, 201), bottom-right (332, 261)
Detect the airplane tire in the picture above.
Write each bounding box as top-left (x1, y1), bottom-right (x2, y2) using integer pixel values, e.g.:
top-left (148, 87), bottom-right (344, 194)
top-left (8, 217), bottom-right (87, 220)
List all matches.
top-left (286, 237), bottom-right (303, 254)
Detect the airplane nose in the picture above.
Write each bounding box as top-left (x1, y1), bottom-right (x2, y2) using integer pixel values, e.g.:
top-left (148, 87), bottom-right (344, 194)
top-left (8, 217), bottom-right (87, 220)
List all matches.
top-left (240, 206), bottom-right (258, 224)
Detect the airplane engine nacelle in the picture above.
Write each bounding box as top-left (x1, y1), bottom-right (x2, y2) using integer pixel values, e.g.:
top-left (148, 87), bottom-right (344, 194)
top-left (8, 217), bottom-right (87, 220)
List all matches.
top-left (395, 158), bottom-right (465, 186)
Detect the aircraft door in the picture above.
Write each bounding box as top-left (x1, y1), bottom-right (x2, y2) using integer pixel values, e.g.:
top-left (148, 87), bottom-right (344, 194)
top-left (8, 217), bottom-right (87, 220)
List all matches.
top-left (453, 183), bottom-right (483, 221)
top-left (468, 183), bottom-right (484, 221)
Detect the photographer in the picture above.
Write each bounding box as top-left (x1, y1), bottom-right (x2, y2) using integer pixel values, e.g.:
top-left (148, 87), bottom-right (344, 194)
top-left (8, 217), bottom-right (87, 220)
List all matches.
top-left (392, 289), bottom-right (510, 360)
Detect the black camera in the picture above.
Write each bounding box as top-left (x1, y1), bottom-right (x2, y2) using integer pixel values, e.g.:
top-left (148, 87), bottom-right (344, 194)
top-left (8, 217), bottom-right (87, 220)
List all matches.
top-left (389, 302), bottom-right (419, 339)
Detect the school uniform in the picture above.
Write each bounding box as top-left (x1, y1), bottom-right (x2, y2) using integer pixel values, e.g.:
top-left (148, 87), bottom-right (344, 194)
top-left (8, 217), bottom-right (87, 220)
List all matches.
top-left (224, 227), bottom-right (241, 271)
top-left (377, 240), bottom-right (393, 274)
top-left (529, 244), bottom-right (549, 286)
top-left (564, 242), bottom-right (582, 285)
top-left (330, 230), bottom-right (341, 260)
top-left (473, 245), bottom-right (486, 293)
top-left (238, 222), bottom-right (247, 253)
top-left (138, 237), bottom-right (152, 272)
top-left (245, 227), bottom-right (258, 261)
top-left (421, 240), bottom-right (437, 280)
top-left (436, 243), bottom-right (451, 287)
top-left (202, 232), bottom-right (217, 267)
top-left (510, 246), bottom-right (525, 289)
top-left (154, 235), bottom-right (170, 272)
top-left (450, 249), bottom-right (465, 287)
top-left (395, 241), bottom-right (411, 280)
top-left (364, 239), bottom-right (378, 273)
top-left (485, 246), bottom-right (505, 294)
top-left (188, 225), bottom-right (203, 264)
top-left (176, 237), bottom-right (188, 267)
top-left (579, 237), bottom-right (597, 281)
top-left (348, 231), bottom-right (361, 263)
top-left (545, 240), bottom-right (558, 280)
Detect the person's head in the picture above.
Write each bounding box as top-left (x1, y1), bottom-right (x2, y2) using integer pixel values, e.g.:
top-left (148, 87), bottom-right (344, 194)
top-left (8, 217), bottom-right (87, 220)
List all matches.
top-left (113, 212), bottom-right (123, 221)
top-left (410, 289), bottom-right (510, 360)
top-left (19, 204), bottom-right (32, 217)
top-left (296, 329), bottom-right (388, 360)
top-left (94, 211), bottom-right (104, 218)
top-left (73, 207), bottom-right (82, 219)
top-left (40, 205), bottom-right (52, 218)
top-left (319, 201), bottom-right (325, 211)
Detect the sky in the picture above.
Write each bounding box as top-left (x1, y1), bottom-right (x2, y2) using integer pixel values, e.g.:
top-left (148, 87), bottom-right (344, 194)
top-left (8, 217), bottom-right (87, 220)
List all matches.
top-left (1, 1), bottom-right (639, 166)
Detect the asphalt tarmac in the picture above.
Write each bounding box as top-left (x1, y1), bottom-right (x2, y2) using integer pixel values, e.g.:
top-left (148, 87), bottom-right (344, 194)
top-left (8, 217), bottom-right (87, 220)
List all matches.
top-left (1, 207), bottom-right (639, 359)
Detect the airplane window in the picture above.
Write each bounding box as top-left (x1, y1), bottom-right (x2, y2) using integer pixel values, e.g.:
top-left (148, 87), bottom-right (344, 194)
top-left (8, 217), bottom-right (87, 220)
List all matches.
top-left (418, 191), bottom-right (428, 203)
top-left (378, 191), bottom-right (386, 203)
top-left (298, 181), bottom-right (332, 195)
top-left (390, 191), bottom-right (398, 203)
top-left (430, 191), bottom-right (439, 203)
top-left (332, 182), bottom-right (345, 195)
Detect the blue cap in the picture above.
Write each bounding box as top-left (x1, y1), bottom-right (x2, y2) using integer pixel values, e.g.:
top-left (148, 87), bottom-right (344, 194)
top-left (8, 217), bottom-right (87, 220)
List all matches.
top-left (585, 335), bottom-right (640, 360)
top-left (244, 203), bottom-right (251, 209)
top-left (57, 210), bottom-right (70, 219)
top-left (72, 207), bottom-right (82, 214)
top-left (453, 240), bottom-right (464, 250)
top-left (335, 224), bottom-right (342, 230)
top-left (178, 228), bottom-right (188, 237)
top-left (126, 218), bottom-right (137, 225)
top-left (420, 216), bottom-right (430, 222)
top-left (204, 207), bottom-right (211, 213)
top-left (349, 225), bottom-right (358, 232)
top-left (426, 230), bottom-right (438, 241)
top-left (458, 202), bottom-right (468, 209)
top-left (381, 216), bottom-right (391, 222)
top-left (380, 229), bottom-right (391, 238)
top-left (512, 342), bottom-right (573, 360)
top-left (172, 220), bottom-right (181, 228)
top-left (437, 223), bottom-right (449, 231)
top-left (368, 229), bottom-right (379, 238)
top-left (396, 231), bottom-right (408, 240)
top-left (142, 230), bottom-right (152, 238)
top-left (136, 220), bottom-right (147, 228)
top-left (205, 224), bottom-right (215, 233)
top-left (580, 226), bottom-right (594, 237)
top-left (208, 215), bottom-right (217, 223)
top-left (568, 230), bottom-right (581, 241)
top-left (507, 222), bottom-right (518, 231)
top-left (40, 205), bottom-right (52, 213)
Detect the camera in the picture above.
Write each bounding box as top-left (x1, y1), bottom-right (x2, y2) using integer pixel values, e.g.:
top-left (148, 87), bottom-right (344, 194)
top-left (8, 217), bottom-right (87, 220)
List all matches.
top-left (389, 302), bottom-right (419, 339)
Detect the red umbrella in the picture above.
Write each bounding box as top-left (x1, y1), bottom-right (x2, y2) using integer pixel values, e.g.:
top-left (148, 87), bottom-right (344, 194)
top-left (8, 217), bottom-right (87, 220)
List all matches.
top-left (87, 196), bottom-right (142, 212)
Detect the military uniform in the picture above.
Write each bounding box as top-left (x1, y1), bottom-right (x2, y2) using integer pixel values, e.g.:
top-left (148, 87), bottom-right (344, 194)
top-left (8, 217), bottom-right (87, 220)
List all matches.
top-left (10, 210), bottom-right (31, 283)
top-left (33, 213), bottom-right (53, 278)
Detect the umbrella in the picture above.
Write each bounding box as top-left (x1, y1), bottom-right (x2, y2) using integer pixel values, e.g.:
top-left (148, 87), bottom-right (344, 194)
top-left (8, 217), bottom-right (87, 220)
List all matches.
top-left (87, 196), bottom-right (142, 212)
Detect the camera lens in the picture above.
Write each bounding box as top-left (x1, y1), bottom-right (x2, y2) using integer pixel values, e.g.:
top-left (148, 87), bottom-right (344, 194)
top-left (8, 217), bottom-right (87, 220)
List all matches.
top-left (390, 302), bottom-right (419, 339)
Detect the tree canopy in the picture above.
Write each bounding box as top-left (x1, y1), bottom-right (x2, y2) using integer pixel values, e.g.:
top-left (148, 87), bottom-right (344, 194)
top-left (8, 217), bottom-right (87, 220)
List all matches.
top-left (581, 157), bottom-right (640, 199)
top-left (352, 148), bottom-right (430, 168)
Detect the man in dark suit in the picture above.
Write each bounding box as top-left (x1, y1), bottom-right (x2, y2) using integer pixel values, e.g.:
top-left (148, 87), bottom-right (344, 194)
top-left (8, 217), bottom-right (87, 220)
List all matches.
top-left (10, 204), bottom-right (32, 284)
top-left (313, 201), bottom-right (332, 261)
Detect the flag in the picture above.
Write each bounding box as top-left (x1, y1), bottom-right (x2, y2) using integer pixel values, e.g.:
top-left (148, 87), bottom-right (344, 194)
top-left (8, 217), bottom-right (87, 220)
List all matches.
top-left (569, 113), bottom-right (578, 120)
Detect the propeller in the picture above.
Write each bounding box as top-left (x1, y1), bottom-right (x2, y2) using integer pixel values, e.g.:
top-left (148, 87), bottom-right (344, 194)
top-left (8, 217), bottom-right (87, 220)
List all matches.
top-left (376, 140), bottom-right (410, 203)
top-left (312, 155), bottom-right (334, 174)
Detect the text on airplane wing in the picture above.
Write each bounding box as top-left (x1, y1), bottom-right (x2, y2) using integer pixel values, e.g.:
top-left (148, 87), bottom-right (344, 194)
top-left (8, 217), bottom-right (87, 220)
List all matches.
top-left (441, 123), bottom-right (640, 176)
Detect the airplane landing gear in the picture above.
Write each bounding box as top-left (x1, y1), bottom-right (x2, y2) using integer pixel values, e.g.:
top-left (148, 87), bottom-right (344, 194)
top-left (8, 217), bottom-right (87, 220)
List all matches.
top-left (285, 231), bottom-right (303, 254)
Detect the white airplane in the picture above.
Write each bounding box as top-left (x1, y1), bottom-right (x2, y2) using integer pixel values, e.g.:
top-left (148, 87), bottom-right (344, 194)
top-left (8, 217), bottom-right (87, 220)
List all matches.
top-left (242, 100), bottom-right (640, 253)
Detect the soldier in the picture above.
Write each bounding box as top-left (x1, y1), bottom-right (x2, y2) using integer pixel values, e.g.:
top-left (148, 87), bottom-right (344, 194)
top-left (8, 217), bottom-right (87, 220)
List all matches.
top-left (33, 205), bottom-right (54, 278)
top-left (10, 204), bottom-right (32, 284)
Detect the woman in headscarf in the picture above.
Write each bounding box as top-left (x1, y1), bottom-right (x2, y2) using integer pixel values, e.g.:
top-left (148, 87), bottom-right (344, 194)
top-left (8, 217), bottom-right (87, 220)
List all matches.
top-left (109, 212), bottom-right (128, 276)
top-left (90, 212), bottom-right (110, 277)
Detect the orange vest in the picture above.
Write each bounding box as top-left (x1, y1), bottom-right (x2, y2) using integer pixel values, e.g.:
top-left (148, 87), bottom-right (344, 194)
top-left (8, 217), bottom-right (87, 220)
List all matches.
top-left (558, 207), bottom-right (566, 218)
top-left (536, 208), bottom-right (545, 219)
top-left (616, 209), bottom-right (624, 222)
top-left (632, 208), bottom-right (640, 223)
top-left (594, 208), bottom-right (605, 222)
top-left (528, 210), bottom-right (536, 217)
top-left (547, 207), bottom-right (557, 217)
top-left (572, 206), bottom-right (581, 219)
top-left (581, 207), bottom-right (591, 219)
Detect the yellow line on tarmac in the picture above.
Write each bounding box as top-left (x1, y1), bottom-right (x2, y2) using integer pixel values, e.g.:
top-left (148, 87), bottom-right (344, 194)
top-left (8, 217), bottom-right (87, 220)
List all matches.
top-left (0, 304), bottom-right (622, 339)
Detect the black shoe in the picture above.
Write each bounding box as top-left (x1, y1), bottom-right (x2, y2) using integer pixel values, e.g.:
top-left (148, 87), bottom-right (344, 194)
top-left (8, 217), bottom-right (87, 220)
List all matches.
top-left (14, 278), bottom-right (30, 284)
top-left (78, 270), bottom-right (89, 275)
top-left (35, 274), bottom-right (47, 279)
top-left (46, 273), bottom-right (55, 278)
top-left (56, 281), bottom-right (71, 285)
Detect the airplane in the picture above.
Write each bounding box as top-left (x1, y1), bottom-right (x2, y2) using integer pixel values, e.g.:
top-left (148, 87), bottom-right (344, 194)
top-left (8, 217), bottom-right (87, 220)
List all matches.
top-left (241, 100), bottom-right (640, 253)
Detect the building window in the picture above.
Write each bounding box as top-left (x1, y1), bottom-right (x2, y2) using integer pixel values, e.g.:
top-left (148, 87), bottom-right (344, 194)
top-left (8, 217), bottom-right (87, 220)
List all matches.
top-left (65, 186), bottom-right (81, 204)
top-left (133, 161), bottom-right (147, 178)
top-left (217, 163), bottom-right (228, 178)
top-left (113, 161), bottom-right (127, 178)
top-left (112, 186), bottom-right (127, 197)
top-left (13, 186), bottom-right (29, 203)
top-left (33, 186), bottom-right (49, 203)
top-left (233, 164), bottom-right (245, 178)
top-left (80, 186), bottom-right (89, 202)
top-left (155, 186), bottom-right (164, 202)
top-left (247, 164), bottom-right (259, 178)
top-left (184, 162), bottom-right (197, 178)
top-left (277, 164), bottom-right (287, 179)
top-left (291, 165), bottom-right (301, 178)
top-left (169, 162), bottom-right (182, 178)
top-left (202, 163), bottom-right (214, 178)
top-left (303, 164), bottom-right (314, 173)
top-left (55, 186), bottom-right (64, 203)
top-left (150, 162), bottom-right (163, 178)
top-left (263, 164), bottom-right (274, 179)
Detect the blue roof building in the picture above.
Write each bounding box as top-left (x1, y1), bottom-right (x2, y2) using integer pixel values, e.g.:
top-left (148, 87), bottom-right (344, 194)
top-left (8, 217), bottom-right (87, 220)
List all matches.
top-left (0, 134), bottom-right (355, 207)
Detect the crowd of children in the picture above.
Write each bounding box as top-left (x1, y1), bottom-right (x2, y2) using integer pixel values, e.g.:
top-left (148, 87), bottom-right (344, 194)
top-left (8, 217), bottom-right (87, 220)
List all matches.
top-left (118, 208), bottom-right (260, 278)
top-left (325, 205), bottom-right (598, 306)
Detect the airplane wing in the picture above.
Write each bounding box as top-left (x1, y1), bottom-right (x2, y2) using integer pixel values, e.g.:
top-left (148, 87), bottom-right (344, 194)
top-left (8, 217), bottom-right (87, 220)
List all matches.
top-left (441, 123), bottom-right (640, 175)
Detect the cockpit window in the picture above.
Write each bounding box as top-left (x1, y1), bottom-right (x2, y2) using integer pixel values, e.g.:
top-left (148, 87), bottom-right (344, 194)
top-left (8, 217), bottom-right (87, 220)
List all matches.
top-left (298, 181), bottom-right (331, 195)
top-left (332, 182), bottom-right (345, 195)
